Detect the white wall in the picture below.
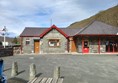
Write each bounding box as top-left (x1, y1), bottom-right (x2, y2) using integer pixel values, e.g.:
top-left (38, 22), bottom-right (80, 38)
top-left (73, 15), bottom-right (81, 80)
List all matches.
top-left (2, 42), bottom-right (9, 46)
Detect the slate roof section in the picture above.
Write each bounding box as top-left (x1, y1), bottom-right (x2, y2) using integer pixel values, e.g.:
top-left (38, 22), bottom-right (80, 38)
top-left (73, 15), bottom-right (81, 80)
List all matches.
top-left (79, 21), bottom-right (118, 35)
top-left (20, 21), bottom-right (118, 37)
top-left (20, 27), bottom-right (46, 37)
top-left (61, 28), bottom-right (82, 36)
top-left (20, 27), bottom-right (82, 37)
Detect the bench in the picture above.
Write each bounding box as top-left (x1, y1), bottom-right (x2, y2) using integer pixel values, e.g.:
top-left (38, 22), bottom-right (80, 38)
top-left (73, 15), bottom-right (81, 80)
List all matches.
top-left (28, 77), bottom-right (63, 83)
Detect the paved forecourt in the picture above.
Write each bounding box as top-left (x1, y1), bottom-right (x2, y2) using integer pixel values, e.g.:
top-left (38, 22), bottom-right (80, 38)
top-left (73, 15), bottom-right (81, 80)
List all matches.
top-left (2, 54), bottom-right (118, 83)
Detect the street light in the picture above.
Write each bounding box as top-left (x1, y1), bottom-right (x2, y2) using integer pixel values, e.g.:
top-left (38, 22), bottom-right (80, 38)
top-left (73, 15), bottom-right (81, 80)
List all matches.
top-left (2, 26), bottom-right (7, 48)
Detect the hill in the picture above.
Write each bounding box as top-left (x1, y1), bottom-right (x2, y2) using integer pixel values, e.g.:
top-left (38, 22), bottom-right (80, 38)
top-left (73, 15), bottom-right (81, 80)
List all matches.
top-left (68, 5), bottom-right (118, 28)
top-left (0, 36), bottom-right (13, 42)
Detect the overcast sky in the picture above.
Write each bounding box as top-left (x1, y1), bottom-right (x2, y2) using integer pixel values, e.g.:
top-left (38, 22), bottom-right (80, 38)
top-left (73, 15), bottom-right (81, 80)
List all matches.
top-left (0, 0), bottom-right (117, 37)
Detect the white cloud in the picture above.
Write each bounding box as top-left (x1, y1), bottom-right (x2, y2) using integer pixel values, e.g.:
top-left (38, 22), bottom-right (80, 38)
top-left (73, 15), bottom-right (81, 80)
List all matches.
top-left (0, 0), bottom-right (117, 37)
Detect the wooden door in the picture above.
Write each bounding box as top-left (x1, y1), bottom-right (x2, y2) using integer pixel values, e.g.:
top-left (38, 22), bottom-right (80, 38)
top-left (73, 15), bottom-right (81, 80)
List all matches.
top-left (34, 40), bottom-right (40, 54)
top-left (78, 41), bottom-right (82, 53)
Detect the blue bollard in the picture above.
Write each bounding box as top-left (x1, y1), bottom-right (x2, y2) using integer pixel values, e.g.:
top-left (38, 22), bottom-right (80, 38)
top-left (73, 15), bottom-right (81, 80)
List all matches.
top-left (0, 59), bottom-right (7, 83)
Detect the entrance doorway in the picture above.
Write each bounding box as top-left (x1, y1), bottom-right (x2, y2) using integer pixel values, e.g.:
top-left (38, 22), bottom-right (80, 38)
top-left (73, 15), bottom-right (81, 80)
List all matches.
top-left (34, 40), bottom-right (40, 54)
top-left (83, 40), bottom-right (89, 53)
top-left (106, 41), bottom-right (118, 52)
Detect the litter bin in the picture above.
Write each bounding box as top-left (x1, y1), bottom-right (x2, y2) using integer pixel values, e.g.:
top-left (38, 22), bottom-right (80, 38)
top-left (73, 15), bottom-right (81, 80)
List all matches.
top-left (0, 59), bottom-right (7, 83)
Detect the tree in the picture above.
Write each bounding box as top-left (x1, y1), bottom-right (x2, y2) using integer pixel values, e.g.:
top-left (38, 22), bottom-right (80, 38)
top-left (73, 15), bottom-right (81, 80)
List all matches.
top-left (12, 37), bottom-right (18, 44)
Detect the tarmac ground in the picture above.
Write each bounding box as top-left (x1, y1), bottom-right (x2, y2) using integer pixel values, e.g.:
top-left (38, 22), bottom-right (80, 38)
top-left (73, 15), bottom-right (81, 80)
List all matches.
top-left (2, 54), bottom-right (118, 83)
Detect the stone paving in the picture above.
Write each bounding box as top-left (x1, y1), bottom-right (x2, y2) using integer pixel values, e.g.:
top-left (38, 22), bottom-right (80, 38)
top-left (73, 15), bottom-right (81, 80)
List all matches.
top-left (2, 54), bottom-right (118, 83)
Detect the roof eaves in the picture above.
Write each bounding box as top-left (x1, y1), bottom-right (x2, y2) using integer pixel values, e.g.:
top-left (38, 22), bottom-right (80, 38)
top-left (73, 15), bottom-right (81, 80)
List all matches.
top-left (40, 25), bottom-right (68, 38)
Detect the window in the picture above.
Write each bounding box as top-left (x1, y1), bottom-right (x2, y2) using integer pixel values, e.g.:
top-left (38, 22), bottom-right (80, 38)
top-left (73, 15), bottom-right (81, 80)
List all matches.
top-left (48, 39), bottom-right (60, 47)
top-left (84, 41), bottom-right (89, 48)
top-left (26, 39), bottom-right (30, 45)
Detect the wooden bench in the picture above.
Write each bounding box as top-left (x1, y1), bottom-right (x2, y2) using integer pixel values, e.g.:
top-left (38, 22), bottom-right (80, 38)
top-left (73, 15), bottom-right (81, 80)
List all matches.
top-left (28, 77), bottom-right (63, 83)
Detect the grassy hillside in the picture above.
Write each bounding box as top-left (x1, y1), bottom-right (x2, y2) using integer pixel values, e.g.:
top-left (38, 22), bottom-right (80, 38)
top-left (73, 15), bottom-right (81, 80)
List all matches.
top-left (68, 5), bottom-right (118, 28)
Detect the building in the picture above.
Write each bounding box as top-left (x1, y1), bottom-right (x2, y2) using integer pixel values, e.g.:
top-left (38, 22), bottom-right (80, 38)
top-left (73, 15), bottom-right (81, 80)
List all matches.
top-left (0, 36), bottom-right (13, 47)
top-left (20, 21), bottom-right (118, 54)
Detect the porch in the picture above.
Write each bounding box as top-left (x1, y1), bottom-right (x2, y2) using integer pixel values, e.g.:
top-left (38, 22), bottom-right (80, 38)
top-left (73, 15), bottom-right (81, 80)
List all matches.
top-left (72, 35), bottom-right (118, 54)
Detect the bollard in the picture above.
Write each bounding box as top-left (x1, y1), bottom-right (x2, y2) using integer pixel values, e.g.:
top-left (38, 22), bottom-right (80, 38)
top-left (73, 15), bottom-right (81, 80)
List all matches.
top-left (53, 66), bottom-right (60, 79)
top-left (11, 61), bottom-right (18, 77)
top-left (29, 63), bottom-right (36, 81)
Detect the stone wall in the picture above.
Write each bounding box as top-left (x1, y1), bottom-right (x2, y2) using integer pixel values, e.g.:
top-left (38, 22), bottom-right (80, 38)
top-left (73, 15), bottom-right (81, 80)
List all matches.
top-left (0, 47), bottom-right (13, 57)
top-left (76, 38), bottom-right (82, 53)
top-left (89, 39), bottom-right (98, 53)
top-left (75, 37), bottom-right (107, 53)
top-left (100, 39), bottom-right (106, 53)
top-left (41, 29), bottom-right (68, 53)
top-left (22, 37), bottom-right (40, 54)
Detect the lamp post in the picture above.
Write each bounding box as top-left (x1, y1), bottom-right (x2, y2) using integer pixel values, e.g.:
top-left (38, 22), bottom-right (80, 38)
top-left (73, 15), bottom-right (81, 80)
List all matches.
top-left (2, 26), bottom-right (7, 48)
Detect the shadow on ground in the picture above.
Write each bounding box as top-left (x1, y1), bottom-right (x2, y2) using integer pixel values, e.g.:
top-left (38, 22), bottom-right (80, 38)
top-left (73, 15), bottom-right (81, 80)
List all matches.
top-left (18, 70), bottom-right (26, 75)
top-left (3, 68), bottom-right (11, 72)
top-left (7, 77), bottom-right (28, 83)
top-left (36, 73), bottom-right (42, 77)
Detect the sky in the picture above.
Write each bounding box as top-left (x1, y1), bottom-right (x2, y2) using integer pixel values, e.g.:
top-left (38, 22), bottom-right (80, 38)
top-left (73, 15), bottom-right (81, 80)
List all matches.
top-left (0, 0), bottom-right (118, 37)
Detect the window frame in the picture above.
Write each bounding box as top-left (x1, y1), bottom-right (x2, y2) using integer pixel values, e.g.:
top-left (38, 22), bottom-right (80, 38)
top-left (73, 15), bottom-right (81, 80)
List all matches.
top-left (25, 39), bottom-right (30, 45)
top-left (48, 39), bottom-right (60, 47)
